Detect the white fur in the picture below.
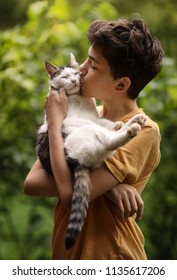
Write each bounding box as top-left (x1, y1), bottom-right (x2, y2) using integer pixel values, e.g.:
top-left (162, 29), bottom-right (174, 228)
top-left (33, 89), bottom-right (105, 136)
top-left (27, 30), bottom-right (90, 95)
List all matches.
top-left (37, 55), bottom-right (147, 250)
top-left (39, 55), bottom-right (147, 169)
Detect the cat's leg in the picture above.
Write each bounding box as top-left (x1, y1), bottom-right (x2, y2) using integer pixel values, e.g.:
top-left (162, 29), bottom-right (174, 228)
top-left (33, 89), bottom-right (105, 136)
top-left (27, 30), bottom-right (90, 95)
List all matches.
top-left (98, 113), bottom-right (146, 132)
top-left (64, 121), bottom-right (141, 167)
top-left (97, 118), bottom-right (124, 131)
top-left (118, 113), bottom-right (146, 133)
top-left (107, 122), bottom-right (142, 151)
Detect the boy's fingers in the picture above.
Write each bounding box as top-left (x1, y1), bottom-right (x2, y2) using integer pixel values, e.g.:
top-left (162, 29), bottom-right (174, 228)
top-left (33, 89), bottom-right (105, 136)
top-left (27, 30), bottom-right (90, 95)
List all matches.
top-left (123, 193), bottom-right (144, 220)
top-left (136, 197), bottom-right (144, 220)
top-left (58, 87), bottom-right (66, 94)
top-left (58, 87), bottom-right (67, 100)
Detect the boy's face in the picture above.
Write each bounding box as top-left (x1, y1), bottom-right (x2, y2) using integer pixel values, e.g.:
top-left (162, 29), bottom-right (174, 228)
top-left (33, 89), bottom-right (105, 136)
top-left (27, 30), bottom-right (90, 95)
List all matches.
top-left (79, 45), bottom-right (115, 101)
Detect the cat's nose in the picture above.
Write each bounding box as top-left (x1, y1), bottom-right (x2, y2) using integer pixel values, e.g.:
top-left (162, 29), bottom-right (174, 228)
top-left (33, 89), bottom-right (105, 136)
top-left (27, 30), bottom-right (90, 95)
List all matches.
top-left (71, 79), bottom-right (76, 84)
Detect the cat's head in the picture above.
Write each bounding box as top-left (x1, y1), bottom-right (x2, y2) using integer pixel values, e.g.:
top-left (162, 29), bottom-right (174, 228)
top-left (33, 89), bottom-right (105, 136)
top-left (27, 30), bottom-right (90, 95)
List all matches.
top-left (45, 53), bottom-right (80, 96)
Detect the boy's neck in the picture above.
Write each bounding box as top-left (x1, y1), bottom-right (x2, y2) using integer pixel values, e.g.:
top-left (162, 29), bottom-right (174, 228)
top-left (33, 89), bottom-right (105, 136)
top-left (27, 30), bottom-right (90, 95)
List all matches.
top-left (101, 99), bottom-right (138, 121)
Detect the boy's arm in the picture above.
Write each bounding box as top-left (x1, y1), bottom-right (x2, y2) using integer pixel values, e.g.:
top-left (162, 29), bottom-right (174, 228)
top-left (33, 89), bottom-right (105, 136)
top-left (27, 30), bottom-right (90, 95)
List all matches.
top-left (24, 159), bottom-right (58, 197)
top-left (25, 87), bottom-right (73, 207)
top-left (24, 159), bottom-right (143, 219)
top-left (24, 159), bottom-right (118, 200)
top-left (24, 87), bottom-right (147, 217)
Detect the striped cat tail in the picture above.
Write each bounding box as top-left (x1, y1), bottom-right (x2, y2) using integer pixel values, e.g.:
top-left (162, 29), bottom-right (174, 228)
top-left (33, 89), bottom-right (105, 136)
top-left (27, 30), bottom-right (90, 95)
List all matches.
top-left (65, 168), bottom-right (91, 250)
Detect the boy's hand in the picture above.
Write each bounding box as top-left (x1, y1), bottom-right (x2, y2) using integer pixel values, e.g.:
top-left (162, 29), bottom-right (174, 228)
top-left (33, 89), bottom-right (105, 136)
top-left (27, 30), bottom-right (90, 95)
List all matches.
top-left (106, 184), bottom-right (144, 221)
top-left (45, 87), bottom-right (68, 128)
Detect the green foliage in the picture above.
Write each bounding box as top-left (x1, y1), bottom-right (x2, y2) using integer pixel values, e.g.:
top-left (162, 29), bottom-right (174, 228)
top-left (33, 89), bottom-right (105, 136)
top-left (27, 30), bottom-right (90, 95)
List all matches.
top-left (138, 57), bottom-right (177, 259)
top-left (0, 0), bottom-right (119, 260)
top-left (0, 0), bottom-right (177, 260)
top-left (0, 0), bottom-right (38, 29)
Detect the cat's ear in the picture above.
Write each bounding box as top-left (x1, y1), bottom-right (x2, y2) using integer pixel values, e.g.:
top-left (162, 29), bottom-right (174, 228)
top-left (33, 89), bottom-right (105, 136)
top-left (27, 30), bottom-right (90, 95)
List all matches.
top-left (45, 61), bottom-right (59, 77)
top-left (69, 53), bottom-right (79, 69)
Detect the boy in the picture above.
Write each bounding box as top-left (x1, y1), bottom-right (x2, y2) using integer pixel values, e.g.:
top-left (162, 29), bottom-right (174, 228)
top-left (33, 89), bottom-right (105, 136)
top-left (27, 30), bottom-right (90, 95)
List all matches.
top-left (24, 17), bottom-right (164, 259)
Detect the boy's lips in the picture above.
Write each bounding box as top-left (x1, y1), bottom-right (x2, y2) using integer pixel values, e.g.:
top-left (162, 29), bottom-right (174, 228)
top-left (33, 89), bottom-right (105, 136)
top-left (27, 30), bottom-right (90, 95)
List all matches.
top-left (79, 72), bottom-right (85, 85)
top-left (80, 77), bottom-right (84, 85)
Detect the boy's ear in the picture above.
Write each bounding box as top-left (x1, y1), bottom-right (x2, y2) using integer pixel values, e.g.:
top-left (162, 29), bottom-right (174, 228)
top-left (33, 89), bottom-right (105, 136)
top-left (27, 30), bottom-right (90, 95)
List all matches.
top-left (115, 77), bottom-right (131, 92)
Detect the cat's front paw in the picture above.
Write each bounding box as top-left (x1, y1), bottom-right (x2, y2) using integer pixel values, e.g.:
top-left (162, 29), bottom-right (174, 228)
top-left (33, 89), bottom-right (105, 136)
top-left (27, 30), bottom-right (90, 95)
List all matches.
top-left (121, 114), bottom-right (147, 132)
top-left (133, 114), bottom-right (147, 127)
top-left (114, 121), bottom-right (124, 131)
top-left (127, 123), bottom-right (141, 138)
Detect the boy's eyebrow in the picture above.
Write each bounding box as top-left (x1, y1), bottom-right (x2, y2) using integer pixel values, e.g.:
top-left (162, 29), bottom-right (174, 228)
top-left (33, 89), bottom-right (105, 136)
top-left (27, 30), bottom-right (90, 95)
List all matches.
top-left (88, 54), bottom-right (100, 65)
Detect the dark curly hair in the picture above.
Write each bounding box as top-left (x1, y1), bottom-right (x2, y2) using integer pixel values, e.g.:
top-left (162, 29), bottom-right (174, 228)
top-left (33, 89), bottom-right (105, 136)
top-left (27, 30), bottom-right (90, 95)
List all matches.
top-left (87, 17), bottom-right (164, 99)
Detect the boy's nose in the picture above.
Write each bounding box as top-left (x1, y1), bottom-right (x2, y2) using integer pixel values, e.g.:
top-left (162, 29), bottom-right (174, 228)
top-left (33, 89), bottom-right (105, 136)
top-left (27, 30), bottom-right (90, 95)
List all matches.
top-left (79, 63), bottom-right (87, 75)
top-left (79, 70), bottom-right (87, 76)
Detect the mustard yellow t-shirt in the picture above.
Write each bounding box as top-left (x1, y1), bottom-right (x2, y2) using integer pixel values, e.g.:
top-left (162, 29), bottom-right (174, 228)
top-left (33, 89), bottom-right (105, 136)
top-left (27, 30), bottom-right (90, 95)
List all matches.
top-left (51, 108), bottom-right (161, 260)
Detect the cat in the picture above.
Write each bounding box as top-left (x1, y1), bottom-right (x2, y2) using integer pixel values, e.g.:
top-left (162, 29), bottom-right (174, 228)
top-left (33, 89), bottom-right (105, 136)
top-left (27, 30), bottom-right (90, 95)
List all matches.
top-left (36, 53), bottom-right (146, 250)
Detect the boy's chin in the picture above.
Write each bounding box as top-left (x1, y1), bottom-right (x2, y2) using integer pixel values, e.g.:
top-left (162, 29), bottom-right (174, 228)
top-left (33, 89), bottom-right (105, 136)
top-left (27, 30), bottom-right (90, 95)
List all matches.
top-left (81, 88), bottom-right (92, 98)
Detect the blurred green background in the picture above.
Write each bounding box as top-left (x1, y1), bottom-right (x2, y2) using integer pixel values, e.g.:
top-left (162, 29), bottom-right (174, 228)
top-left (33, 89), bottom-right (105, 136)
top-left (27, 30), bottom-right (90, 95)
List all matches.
top-left (0, 0), bottom-right (177, 260)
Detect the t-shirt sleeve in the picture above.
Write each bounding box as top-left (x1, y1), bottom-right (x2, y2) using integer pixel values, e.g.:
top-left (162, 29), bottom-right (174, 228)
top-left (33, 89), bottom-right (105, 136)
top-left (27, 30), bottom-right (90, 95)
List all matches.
top-left (104, 124), bottom-right (161, 185)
